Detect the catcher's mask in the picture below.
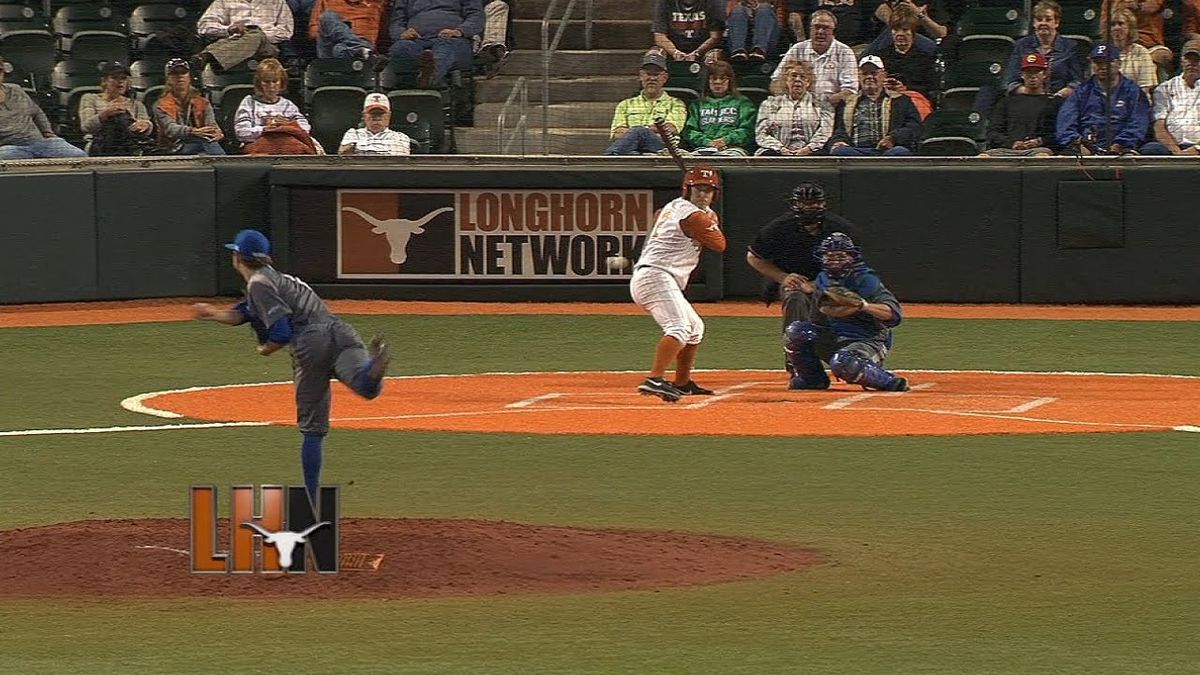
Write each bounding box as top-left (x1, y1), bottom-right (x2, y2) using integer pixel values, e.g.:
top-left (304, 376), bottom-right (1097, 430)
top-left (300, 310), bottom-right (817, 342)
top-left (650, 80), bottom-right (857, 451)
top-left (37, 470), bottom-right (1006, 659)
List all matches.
top-left (681, 165), bottom-right (721, 197)
top-left (815, 232), bottom-right (862, 277)
top-left (790, 182), bottom-right (826, 226)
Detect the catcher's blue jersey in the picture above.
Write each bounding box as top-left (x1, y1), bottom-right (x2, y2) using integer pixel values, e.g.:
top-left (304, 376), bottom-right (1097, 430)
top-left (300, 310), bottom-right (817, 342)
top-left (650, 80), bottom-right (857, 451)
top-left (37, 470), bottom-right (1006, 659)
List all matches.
top-left (817, 267), bottom-right (903, 345)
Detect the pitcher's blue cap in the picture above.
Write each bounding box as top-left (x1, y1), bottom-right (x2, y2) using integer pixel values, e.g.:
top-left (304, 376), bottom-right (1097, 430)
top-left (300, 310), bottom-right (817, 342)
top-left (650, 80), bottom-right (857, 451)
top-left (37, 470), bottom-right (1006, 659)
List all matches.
top-left (224, 229), bottom-right (271, 259)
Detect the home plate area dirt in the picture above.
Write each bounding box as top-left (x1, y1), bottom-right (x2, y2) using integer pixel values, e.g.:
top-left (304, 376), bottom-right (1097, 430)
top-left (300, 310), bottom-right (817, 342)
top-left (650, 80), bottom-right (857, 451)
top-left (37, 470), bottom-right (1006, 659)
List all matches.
top-left (0, 518), bottom-right (823, 599)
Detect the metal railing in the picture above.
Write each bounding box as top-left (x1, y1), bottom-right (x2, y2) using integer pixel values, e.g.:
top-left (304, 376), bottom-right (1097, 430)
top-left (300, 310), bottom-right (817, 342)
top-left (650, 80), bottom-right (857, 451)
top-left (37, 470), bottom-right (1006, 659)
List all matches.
top-left (496, 76), bottom-right (528, 154)
top-left (541, 0), bottom-right (593, 154)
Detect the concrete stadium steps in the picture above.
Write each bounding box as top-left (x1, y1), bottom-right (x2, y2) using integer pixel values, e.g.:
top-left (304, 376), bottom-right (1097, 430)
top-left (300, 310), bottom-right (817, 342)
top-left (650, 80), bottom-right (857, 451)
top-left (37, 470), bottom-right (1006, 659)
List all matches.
top-left (453, 126), bottom-right (610, 155)
top-left (475, 101), bottom-right (615, 129)
top-left (502, 49), bottom-right (645, 76)
top-left (476, 75), bottom-right (636, 104)
top-left (518, 0), bottom-right (649, 21)
top-left (513, 20), bottom-right (653, 51)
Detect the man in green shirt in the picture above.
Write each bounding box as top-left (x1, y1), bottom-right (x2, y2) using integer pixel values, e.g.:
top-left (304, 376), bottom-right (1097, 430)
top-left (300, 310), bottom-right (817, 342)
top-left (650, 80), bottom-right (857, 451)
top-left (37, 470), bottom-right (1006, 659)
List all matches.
top-left (603, 51), bottom-right (688, 155)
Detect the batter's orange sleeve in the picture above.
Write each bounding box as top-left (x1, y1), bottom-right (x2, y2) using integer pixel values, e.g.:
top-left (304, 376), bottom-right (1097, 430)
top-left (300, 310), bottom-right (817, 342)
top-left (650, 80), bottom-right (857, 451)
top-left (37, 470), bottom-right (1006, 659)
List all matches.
top-left (681, 211), bottom-right (726, 253)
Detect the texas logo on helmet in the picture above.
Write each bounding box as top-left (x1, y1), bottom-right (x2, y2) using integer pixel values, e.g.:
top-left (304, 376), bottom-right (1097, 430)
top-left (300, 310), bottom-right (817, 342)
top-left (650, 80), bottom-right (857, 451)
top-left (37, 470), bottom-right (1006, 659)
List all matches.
top-left (681, 165), bottom-right (721, 195)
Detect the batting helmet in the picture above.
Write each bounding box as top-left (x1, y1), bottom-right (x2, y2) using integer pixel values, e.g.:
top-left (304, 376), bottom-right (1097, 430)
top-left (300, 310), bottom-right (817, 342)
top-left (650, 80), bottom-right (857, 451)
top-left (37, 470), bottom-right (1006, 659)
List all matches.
top-left (814, 232), bottom-right (862, 275)
top-left (789, 182), bottom-right (825, 211)
top-left (681, 165), bottom-right (721, 196)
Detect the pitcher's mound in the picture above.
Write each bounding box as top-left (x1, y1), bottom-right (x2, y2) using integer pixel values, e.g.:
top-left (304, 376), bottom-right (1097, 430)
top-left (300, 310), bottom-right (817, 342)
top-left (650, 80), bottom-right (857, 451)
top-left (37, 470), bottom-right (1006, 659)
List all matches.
top-left (0, 518), bottom-right (823, 599)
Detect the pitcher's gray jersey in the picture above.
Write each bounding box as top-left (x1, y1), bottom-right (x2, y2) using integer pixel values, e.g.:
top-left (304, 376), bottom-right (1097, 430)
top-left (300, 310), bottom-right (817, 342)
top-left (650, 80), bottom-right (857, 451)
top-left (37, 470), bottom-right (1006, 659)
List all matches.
top-left (245, 266), bottom-right (334, 329)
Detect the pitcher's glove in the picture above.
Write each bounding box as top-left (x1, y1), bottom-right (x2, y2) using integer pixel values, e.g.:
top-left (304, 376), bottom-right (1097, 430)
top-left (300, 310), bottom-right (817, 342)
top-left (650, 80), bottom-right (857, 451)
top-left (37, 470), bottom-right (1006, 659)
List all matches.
top-left (820, 286), bottom-right (867, 318)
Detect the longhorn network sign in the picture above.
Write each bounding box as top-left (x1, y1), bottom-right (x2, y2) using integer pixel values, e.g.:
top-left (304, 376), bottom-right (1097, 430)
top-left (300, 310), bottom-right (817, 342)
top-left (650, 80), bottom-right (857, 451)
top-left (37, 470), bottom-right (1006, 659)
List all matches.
top-left (189, 485), bottom-right (340, 574)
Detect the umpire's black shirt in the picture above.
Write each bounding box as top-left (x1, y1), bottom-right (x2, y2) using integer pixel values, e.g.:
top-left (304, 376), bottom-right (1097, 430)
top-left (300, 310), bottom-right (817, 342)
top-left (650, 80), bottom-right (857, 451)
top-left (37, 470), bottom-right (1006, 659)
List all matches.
top-left (749, 211), bottom-right (863, 284)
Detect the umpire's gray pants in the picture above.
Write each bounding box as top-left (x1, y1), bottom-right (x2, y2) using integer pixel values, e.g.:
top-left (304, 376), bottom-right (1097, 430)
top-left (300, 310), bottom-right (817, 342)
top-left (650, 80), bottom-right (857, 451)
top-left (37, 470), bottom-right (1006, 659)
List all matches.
top-left (292, 320), bottom-right (370, 436)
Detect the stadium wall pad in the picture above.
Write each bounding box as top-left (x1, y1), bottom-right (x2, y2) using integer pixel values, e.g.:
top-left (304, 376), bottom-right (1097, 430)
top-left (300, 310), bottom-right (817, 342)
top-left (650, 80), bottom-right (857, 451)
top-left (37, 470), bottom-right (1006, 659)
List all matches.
top-left (0, 157), bottom-right (1196, 305)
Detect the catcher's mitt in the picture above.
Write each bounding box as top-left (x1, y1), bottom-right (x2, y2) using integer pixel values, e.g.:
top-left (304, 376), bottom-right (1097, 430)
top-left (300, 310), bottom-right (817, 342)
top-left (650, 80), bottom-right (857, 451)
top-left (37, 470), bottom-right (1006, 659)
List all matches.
top-left (819, 286), bottom-right (867, 318)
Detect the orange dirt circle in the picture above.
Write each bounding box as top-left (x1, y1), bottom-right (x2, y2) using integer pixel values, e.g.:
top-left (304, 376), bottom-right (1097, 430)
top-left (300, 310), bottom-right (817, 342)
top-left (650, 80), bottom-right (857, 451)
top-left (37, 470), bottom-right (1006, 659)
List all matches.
top-left (138, 370), bottom-right (1200, 437)
top-left (0, 518), bottom-right (823, 599)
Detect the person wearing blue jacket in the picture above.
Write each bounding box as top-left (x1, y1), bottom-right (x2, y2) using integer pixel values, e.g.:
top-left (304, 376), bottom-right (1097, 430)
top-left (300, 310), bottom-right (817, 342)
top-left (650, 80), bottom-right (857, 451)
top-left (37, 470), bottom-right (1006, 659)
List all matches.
top-left (389, 0), bottom-right (485, 88)
top-left (1056, 43), bottom-right (1151, 155)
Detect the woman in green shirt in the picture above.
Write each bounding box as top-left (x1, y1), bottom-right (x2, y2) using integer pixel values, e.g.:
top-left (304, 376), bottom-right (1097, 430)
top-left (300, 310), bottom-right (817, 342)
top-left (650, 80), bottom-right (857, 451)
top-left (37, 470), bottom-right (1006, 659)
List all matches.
top-left (682, 60), bottom-right (758, 156)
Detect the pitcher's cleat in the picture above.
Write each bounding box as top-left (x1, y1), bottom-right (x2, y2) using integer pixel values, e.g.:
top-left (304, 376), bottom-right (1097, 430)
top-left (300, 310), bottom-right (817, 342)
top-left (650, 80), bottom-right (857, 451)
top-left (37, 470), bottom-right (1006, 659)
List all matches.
top-left (638, 377), bottom-right (683, 403)
top-left (673, 380), bottom-right (714, 395)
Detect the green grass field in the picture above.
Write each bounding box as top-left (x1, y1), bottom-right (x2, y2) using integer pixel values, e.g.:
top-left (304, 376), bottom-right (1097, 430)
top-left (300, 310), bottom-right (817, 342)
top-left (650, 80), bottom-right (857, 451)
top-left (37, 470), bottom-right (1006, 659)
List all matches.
top-left (1, 314), bottom-right (1197, 673)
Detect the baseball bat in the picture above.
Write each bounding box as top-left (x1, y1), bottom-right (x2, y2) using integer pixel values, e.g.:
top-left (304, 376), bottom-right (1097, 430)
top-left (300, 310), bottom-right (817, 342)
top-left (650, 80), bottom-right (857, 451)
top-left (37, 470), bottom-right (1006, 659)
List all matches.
top-left (652, 117), bottom-right (687, 175)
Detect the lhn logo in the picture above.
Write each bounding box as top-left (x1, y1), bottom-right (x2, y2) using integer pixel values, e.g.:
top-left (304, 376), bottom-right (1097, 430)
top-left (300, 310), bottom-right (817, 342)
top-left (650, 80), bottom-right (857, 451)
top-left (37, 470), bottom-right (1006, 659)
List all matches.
top-left (190, 485), bottom-right (340, 574)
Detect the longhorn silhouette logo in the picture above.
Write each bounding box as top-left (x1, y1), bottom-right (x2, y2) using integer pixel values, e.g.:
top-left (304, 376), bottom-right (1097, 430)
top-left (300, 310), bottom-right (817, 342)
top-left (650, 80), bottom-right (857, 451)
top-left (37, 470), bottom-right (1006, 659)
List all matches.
top-left (342, 206), bottom-right (454, 265)
top-left (240, 521), bottom-right (330, 569)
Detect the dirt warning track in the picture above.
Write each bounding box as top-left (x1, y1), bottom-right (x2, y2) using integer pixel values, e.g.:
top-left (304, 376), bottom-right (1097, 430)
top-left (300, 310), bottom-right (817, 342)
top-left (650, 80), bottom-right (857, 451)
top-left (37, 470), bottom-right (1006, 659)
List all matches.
top-left (127, 369), bottom-right (1200, 437)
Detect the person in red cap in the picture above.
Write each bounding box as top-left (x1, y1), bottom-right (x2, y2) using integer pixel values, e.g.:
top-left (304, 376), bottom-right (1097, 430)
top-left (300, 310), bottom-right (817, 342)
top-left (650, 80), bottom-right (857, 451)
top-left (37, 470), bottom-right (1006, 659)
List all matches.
top-left (980, 51), bottom-right (1062, 157)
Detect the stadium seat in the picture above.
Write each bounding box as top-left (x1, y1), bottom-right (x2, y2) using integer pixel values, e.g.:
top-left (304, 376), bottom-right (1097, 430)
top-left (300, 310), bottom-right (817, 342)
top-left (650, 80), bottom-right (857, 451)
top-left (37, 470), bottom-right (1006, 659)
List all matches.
top-left (955, 6), bottom-right (1027, 41)
top-left (50, 58), bottom-right (104, 142)
top-left (0, 17), bottom-right (56, 94)
top-left (740, 86), bottom-right (770, 109)
top-left (302, 57), bottom-right (373, 107)
top-left (129, 56), bottom-right (166, 109)
top-left (391, 119), bottom-right (428, 154)
top-left (200, 60), bottom-right (255, 107)
top-left (665, 59), bottom-right (703, 102)
top-left (52, 3), bottom-right (129, 62)
top-left (1058, 1), bottom-right (1102, 45)
top-left (309, 89), bottom-right (365, 154)
top-left (940, 57), bottom-right (1004, 111)
top-left (128, 4), bottom-right (193, 56)
top-left (920, 109), bottom-right (987, 156)
top-left (386, 89), bottom-right (443, 153)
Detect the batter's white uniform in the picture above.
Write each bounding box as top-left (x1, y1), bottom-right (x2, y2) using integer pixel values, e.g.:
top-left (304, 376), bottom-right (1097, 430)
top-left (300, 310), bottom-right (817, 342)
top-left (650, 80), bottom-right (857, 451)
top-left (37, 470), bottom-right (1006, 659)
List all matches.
top-left (630, 197), bottom-right (714, 345)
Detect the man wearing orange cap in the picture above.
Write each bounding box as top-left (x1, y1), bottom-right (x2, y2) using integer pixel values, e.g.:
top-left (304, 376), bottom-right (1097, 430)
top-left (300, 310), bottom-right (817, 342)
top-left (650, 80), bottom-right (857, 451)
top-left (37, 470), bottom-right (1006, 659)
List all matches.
top-left (980, 51), bottom-right (1061, 157)
top-left (338, 92), bottom-right (413, 155)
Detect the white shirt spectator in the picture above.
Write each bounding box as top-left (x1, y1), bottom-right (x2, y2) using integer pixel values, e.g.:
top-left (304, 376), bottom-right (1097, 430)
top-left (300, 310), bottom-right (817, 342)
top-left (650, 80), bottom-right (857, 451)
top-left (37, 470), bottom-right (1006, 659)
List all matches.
top-left (1153, 74), bottom-right (1200, 146)
top-left (339, 126), bottom-right (413, 155)
top-left (234, 95), bottom-right (310, 142)
top-left (772, 39), bottom-right (859, 104)
top-left (197, 0), bottom-right (293, 44)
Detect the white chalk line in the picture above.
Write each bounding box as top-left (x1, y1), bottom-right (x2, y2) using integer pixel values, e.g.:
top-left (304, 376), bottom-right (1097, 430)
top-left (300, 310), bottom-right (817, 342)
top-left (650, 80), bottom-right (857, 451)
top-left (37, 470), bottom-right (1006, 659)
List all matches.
top-left (505, 393), bottom-right (564, 409)
top-left (823, 382), bottom-right (937, 410)
top-left (1004, 397), bottom-right (1058, 413)
top-left (134, 545), bottom-right (189, 556)
top-left (0, 369), bottom-right (1192, 437)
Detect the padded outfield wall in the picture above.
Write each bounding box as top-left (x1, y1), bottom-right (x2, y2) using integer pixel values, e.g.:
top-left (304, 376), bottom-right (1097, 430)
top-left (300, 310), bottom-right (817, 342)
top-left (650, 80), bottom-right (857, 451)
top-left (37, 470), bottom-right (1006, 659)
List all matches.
top-left (0, 156), bottom-right (1196, 305)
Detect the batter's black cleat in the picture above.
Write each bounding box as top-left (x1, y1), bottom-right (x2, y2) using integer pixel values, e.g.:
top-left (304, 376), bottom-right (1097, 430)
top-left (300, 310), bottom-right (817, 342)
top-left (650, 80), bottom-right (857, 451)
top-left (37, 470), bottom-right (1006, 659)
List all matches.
top-left (368, 336), bottom-right (391, 380)
top-left (638, 377), bottom-right (683, 403)
top-left (673, 380), bottom-right (714, 395)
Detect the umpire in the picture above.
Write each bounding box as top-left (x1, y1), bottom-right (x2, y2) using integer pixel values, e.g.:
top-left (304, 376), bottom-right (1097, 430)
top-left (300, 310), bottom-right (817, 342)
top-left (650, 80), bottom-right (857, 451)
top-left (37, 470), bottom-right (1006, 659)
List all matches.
top-left (747, 182), bottom-right (864, 328)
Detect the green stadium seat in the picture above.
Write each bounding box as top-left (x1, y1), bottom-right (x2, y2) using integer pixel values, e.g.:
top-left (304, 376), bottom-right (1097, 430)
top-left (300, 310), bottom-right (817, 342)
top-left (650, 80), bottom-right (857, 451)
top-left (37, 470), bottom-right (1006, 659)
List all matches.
top-left (920, 109), bottom-right (987, 156)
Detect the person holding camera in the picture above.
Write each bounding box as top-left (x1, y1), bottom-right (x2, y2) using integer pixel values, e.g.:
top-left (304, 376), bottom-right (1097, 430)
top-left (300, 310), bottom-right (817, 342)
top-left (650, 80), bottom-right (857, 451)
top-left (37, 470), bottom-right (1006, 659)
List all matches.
top-left (78, 62), bottom-right (155, 157)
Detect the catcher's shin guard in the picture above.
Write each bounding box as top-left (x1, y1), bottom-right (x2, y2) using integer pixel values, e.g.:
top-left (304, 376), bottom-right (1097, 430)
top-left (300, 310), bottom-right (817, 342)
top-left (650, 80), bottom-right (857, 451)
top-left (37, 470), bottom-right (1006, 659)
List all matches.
top-left (784, 321), bottom-right (830, 388)
top-left (830, 350), bottom-right (908, 391)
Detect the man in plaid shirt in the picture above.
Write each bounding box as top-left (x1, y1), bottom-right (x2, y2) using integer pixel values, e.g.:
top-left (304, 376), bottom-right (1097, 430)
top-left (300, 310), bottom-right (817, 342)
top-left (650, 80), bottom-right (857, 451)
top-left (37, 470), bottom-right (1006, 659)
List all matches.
top-left (772, 9), bottom-right (858, 109)
top-left (1141, 40), bottom-right (1200, 155)
top-left (604, 51), bottom-right (688, 155)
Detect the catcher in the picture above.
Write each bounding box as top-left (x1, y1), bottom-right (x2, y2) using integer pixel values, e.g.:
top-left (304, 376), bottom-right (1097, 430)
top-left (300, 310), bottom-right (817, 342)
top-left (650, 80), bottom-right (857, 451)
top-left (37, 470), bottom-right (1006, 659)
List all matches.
top-left (192, 229), bottom-right (391, 504)
top-left (783, 232), bottom-right (909, 392)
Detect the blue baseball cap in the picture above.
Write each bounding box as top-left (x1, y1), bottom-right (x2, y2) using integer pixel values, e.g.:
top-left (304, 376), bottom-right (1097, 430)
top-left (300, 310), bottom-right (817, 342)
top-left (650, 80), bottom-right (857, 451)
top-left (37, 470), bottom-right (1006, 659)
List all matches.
top-left (224, 229), bottom-right (271, 259)
top-left (1090, 43), bottom-right (1121, 62)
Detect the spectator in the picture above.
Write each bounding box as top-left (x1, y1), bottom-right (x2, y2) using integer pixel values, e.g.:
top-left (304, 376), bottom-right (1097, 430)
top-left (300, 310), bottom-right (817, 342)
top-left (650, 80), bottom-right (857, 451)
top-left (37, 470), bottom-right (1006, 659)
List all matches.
top-left (339, 93), bottom-right (413, 155)
top-left (79, 61), bottom-right (155, 156)
top-left (780, 1), bottom-right (862, 46)
top-left (308, 0), bottom-right (388, 61)
top-left (153, 58), bottom-right (226, 155)
top-left (1109, 7), bottom-right (1157, 95)
top-left (1002, 1), bottom-right (1083, 100)
top-left (1141, 40), bottom-right (1200, 155)
top-left (682, 59), bottom-right (757, 155)
top-left (193, 0), bottom-right (294, 72)
top-left (828, 55), bottom-right (921, 155)
top-left (726, 0), bottom-right (779, 62)
top-left (773, 9), bottom-right (859, 109)
top-left (979, 52), bottom-right (1061, 157)
top-left (653, 0), bottom-right (725, 62)
top-left (754, 60), bottom-right (834, 155)
top-left (867, 0), bottom-right (943, 55)
top-left (0, 56), bottom-right (87, 160)
top-left (390, 0), bottom-right (484, 89)
top-left (604, 51), bottom-right (687, 155)
top-left (234, 57), bottom-right (316, 154)
top-left (873, 5), bottom-right (936, 101)
top-left (1101, 0), bottom-right (1171, 75)
top-left (475, 0), bottom-right (512, 79)
top-left (1056, 43), bottom-right (1150, 155)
